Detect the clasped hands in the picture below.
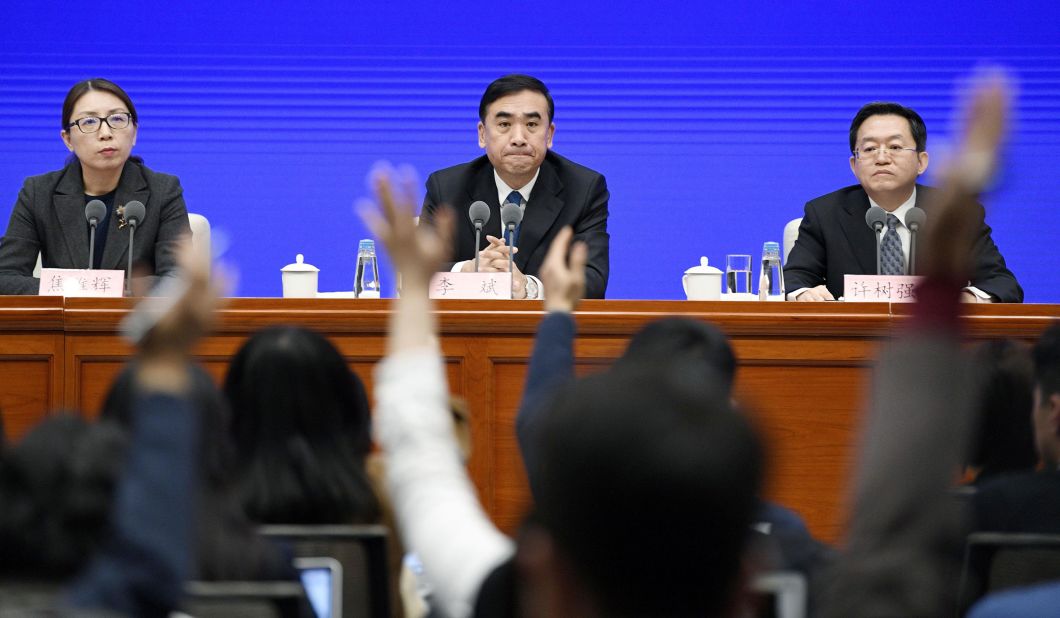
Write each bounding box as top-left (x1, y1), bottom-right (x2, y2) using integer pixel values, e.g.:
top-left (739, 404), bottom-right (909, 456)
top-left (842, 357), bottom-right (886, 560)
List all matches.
top-left (460, 235), bottom-right (530, 299)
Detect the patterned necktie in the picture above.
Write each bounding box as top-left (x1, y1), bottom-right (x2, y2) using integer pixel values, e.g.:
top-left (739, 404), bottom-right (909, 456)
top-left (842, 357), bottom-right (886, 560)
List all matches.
top-left (879, 213), bottom-right (905, 275)
top-left (505, 191), bottom-right (523, 246)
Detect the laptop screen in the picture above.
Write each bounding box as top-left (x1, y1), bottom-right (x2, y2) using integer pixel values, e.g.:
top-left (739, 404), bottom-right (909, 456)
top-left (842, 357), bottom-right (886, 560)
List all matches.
top-left (296, 557), bottom-right (342, 618)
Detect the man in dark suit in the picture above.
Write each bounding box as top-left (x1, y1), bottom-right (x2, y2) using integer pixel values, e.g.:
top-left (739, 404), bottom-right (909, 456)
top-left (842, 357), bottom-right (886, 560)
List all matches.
top-left (784, 101), bottom-right (1022, 303)
top-left (419, 74), bottom-right (609, 299)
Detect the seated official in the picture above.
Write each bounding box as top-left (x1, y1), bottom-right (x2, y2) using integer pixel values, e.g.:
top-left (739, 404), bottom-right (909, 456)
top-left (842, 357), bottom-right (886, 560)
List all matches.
top-left (784, 101), bottom-right (1022, 303)
top-left (419, 74), bottom-right (610, 299)
top-left (0, 78), bottom-right (190, 295)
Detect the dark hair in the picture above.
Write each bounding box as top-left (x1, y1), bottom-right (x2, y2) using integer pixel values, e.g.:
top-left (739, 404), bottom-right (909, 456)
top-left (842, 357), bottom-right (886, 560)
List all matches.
top-left (617, 318), bottom-right (737, 393)
top-left (968, 340), bottom-right (1037, 480)
top-left (62, 78), bottom-right (139, 131)
top-left (531, 362), bottom-right (763, 616)
top-left (478, 74), bottom-right (555, 123)
top-left (0, 414), bottom-right (127, 579)
top-left (101, 363), bottom-right (291, 581)
top-left (1034, 323), bottom-right (1060, 398)
top-left (224, 326), bottom-right (380, 525)
top-left (849, 101), bottom-right (928, 153)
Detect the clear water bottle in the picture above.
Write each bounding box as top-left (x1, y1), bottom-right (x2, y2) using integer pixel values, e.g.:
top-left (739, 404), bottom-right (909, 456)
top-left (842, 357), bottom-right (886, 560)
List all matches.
top-left (354, 239), bottom-right (380, 298)
top-left (758, 241), bottom-right (785, 301)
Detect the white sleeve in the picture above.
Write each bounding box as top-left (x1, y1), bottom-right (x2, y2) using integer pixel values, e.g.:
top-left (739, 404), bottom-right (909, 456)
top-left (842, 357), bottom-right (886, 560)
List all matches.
top-left (375, 349), bottom-right (515, 618)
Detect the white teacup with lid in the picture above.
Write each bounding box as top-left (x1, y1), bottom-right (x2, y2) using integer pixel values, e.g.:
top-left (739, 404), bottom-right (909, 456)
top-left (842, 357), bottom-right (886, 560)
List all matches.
top-left (682, 256), bottom-right (723, 301)
top-left (281, 254), bottom-right (319, 298)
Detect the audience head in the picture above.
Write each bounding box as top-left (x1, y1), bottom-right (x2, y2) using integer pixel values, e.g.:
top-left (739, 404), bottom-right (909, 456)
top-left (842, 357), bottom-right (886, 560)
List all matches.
top-left (1032, 324), bottom-right (1060, 465)
top-left (968, 339), bottom-right (1037, 479)
top-left (520, 362), bottom-right (763, 617)
top-left (617, 317), bottom-right (737, 394)
top-left (224, 326), bottom-right (380, 524)
top-left (0, 414), bottom-right (127, 580)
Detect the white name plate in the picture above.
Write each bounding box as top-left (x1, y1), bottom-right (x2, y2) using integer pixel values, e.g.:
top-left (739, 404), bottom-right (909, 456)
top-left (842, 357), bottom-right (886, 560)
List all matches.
top-left (429, 272), bottom-right (513, 300)
top-left (844, 274), bottom-right (922, 303)
top-left (39, 268), bottom-right (125, 297)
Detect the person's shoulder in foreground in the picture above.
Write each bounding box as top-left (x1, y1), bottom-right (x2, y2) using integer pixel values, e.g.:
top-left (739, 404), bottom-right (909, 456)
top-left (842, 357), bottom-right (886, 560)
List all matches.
top-left (968, 581), bottom-right (1060, 618)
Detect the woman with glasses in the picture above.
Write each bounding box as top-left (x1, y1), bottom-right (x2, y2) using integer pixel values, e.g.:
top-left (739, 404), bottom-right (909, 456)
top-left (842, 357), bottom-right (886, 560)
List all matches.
top-left (0, 78), bottom-right (190, 295)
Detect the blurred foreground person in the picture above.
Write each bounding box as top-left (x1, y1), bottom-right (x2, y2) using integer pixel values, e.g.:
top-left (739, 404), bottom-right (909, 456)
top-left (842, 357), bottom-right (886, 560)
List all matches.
top-left (366, 167), bottom-right (763, 617)
top-left (224, 326), bottom-right (381, 525)
top-left (0, 239), bottom-right (219, 615)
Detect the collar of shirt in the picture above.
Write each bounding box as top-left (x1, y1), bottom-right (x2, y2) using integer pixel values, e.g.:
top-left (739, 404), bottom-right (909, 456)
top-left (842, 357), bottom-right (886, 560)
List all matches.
top-left (869, 187), bottom-right (918, 267)
top-left (867, 186), bottom-right (917, 229)
top-left (493, 168), bottom-right (540, 210)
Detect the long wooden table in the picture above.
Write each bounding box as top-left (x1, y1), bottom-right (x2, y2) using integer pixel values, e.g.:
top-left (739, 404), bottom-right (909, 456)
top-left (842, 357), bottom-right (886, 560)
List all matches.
top-left (2, 297), bottom-right (1057, 543)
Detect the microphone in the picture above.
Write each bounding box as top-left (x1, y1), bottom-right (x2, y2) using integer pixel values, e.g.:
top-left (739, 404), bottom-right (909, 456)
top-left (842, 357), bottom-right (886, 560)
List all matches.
top-left (84, 200), bottom-right (107, 269)
top-left (468, 201), bottom-right (490, 272)
top-left (865, 206), bottom-right (888, 275)
top-left (500, 202), bottom-right (523, 278)
top-left (906, 207), bottom-right (927, 276)
top-left (122, 201), bottom-right (146, 295)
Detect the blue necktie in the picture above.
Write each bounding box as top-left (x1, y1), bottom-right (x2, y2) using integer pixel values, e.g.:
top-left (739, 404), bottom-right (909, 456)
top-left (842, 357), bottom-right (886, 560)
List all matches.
top-left (880, 214), bottom-right (905, 275)
top-left (505, 191), bottom-right (523, 246)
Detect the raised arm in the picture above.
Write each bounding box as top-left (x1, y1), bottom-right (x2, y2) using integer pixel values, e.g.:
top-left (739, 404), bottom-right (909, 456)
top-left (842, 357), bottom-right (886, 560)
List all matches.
top-left (366, 168), bottom-right (514, 618)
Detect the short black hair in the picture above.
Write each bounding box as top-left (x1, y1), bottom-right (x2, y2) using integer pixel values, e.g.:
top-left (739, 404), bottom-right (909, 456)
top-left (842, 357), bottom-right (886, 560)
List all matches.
top-left (1034, 323), bottom-right (1060, 398)
top-left (478, 74), bottom-right (554, 123)
top-left (532, 362), bottom-right (762, 616)
top-left (617, 317), bottom-right (737, 393)
top-left (849, 101), bottom-right (928, 153)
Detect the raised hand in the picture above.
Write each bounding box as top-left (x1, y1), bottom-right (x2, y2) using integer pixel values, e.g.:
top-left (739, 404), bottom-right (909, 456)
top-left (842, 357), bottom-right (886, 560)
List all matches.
top-left (539, 226), bottom-right (587, 313)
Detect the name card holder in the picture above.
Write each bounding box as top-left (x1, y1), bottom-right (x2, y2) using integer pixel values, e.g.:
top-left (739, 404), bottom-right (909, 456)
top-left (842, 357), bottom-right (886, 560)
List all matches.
top-left (429, 272), bottom-right (513, 300)
top-left (39, 268), bottom-right (125, 297)
top-left (844, 274), bottom-right (922, 303)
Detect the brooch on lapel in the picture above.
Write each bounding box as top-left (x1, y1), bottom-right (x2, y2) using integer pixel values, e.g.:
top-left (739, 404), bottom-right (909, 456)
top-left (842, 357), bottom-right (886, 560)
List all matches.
top-left (116, 205), bottom-right (129, 229)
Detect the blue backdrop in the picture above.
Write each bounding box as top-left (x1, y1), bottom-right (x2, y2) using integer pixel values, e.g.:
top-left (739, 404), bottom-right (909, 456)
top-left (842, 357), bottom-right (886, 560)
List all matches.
top-left (2, 1), bottom-right (1058, 300)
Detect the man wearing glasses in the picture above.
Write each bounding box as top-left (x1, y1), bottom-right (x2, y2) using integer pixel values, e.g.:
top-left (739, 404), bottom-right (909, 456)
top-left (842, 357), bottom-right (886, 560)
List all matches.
top-left (784, 102), bottom-right (1022, 302)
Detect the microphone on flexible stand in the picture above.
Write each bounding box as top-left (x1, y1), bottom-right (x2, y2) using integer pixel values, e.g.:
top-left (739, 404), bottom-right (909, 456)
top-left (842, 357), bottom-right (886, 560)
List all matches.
top-left (500, 202), bottom-right (523, 278)
top-left (84, 200), bottom-right (107, 269)
top-left (865, 206), bottom-right (888, 275)
top-left (468, 201), bottom-right (491, 272)
top-left (121, 201), bottom-right (146, 295)
top-left (906, 207), bottom-right (927, 275)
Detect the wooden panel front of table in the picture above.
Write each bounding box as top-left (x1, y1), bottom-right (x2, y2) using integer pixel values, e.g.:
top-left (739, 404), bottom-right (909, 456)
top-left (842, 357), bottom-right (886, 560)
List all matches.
top-left (1, 297), bottom-right (1056, 544)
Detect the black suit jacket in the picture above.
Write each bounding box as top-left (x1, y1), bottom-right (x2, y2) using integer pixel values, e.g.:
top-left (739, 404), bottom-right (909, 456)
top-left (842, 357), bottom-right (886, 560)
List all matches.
top-left (0, 160), bottom-right (191, 295)
top-left (419, 151), bottom-right (610, 299)
top-left (783, 184), bottom-right (1022, 302)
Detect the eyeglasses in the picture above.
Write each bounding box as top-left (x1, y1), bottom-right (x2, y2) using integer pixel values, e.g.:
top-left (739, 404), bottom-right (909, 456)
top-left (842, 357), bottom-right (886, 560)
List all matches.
top-left (853, 144), bottom-right (919, 160)
top-left (67, 112), bottom-right (133, 134)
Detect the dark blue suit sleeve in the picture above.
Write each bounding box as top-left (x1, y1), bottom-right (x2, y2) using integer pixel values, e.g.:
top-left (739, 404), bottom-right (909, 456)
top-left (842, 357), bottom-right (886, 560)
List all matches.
top-left (67, 392), bottom-right (198, 617)
top-left (516, 312), bottom-right (576, 499)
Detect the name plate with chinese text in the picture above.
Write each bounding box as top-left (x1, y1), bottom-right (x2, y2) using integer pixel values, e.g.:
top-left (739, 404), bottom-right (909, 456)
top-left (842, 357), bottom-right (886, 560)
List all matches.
top-left (39, 268), bottom-right (125, 297)
top-left (844, 274), bottom-right (922, 303)
top-left (429, 272), bottom-right (513, 300)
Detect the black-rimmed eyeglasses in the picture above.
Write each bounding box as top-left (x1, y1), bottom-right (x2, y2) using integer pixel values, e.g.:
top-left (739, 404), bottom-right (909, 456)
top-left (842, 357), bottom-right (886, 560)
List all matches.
top-left (66, 113), bottom-right (133, 134)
